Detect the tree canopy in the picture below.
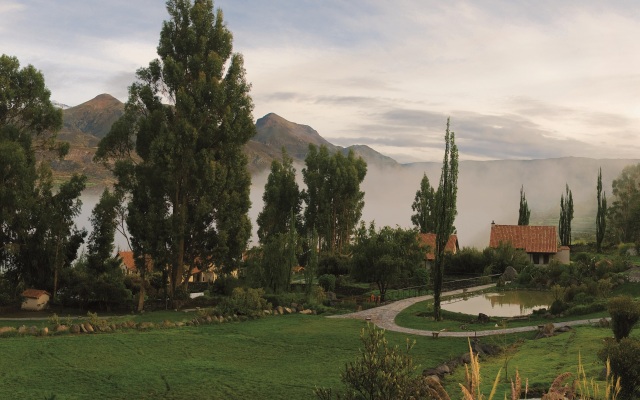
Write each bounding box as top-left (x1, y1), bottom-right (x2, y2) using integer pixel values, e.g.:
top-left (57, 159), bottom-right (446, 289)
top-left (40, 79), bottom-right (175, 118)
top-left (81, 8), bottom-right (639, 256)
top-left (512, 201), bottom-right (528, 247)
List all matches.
top-left (411, 173), bottom-right (436, 233)
top-left (607, 163), bottom-right (640, 244)
top-left (95, 0), bottom-right (255, 303)
top-left (350, 223), bottom-right (425, 302)
top-left (302, 145), bottom-right (367, 254)
top-left (559, 184), bottom-right (574, 247)
top-left (0, 54), bottom-right (85, 297)
top-left (518, 185), bottom-right (531, 226)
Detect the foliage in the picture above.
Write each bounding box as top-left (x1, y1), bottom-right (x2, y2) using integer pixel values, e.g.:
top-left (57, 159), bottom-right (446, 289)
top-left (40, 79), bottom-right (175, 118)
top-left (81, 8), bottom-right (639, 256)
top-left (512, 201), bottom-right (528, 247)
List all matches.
top-left (559, 184), bottom-right (574, 247)
top-left (302, 144), bottom-right (367, 253)
top-left (94, 0), bottom-right (255, 303)
top-left (350, 223), bottom-right (425, 302)
top-left (598, 338), bottom-right (640, 398)
top-left (251, 230), bottom-right (297, 294)
top-left (607, 295), bottom-right (640, 341)
top-left (411, 173), bottom-right (437, 234)
top-left (607, 163), bottom-right (640, 244)
top-left (315, 324), bottom-right (433, 400)
top-left (318, 253), bottom-right (351, 276)
top-left (0, 54), bottom-right (85, 297)
top-left (518, 185), bottom-right (531, 226)
top-left (482, 242), bottom-right (530, 275)
top-left (257, 149), bottom-right (301, 243)
top-left (433, 118), bottom-right (459, 321)
top-left (318, 274), bottom-right (337, 292)
top-left (303, 230), bottom-right (319, 295)
top-left (597, 168), bottom-right (608, 253)
top-left (218, 287), bottom-right (271, 317)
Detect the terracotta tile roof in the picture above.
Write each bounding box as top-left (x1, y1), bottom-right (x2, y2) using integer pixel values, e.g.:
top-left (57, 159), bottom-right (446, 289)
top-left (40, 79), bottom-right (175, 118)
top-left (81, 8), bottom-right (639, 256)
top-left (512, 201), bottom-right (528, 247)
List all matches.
top-left (118, 251), bottom-right (153, 272)
top-left (489, 224), bottom-right (558, 253)
top-left (21, 289), bottom-right (50, 299)
top-left (418, 233), bottom-right (459, 261)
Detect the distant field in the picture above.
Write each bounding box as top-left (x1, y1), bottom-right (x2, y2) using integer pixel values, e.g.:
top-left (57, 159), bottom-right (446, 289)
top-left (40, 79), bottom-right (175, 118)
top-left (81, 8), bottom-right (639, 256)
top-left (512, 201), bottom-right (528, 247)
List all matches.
top-left (0, 315), bottom-right (471, 400)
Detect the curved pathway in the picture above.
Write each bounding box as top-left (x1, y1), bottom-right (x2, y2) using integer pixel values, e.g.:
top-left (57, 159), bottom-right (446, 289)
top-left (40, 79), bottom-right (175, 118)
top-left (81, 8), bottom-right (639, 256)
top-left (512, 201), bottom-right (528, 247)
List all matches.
top-left (329, 284), bottom-right (605, 337)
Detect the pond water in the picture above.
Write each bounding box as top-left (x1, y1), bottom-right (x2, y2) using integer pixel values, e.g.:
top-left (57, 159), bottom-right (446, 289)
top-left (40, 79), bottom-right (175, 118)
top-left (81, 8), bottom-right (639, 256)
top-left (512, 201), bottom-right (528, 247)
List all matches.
top-left (441, 290), bottom-right (554, 317)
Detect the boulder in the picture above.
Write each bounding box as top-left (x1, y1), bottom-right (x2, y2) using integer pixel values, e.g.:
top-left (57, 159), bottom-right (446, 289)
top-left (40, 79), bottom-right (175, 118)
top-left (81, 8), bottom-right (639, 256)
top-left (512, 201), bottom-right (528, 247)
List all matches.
top-left (83, 323), bottom-right (94, 333)
top-left (556, 325), bottom-right (572, 333)
top-left (299, 309), bottom-right (313, 315)
top-left (291, 302), bottom-right (298, 310)
top-left (41, 327), bottom-right (49, 336)
top-left (435, 364), bottom-right (450, 376)
top-left (502, 266), bottom-right (518, 281)
top-left (28, 326), bottom-right (38, 335)
top-left (276, 306), bottom-right (284, 315)
top-left (70, 324), bottom-right (81, 334)
top-left (263, 309), bottom-right (272, 315)
top-left (284, 307), bottom-right (292, 314)
top-left (55, 325), bottom-right (69, 333)
top-left (473, 342), bottom-right (501, 356)
top-left (0, 326), bottom-right (16, 334)
top-left (18, 325), bottom-right (27, 334)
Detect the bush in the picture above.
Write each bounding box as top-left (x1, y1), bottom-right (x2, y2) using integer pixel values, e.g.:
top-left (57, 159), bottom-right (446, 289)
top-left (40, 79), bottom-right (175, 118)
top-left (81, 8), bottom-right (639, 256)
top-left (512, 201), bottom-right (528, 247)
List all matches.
top-left (549, 299), bottom-right (567, 315)
top-left (598, 338), bottom-right (640, 398)
top-left (608, 296), bottom-right (640, 341)
top-left (318, 274), bottom-right (337, 292)
top-left (318, 254), bottom-right (350, 276)
top-left (218, 287), bottom-right (271, 317)
top-left (211, 275), bottom-right (240, 296)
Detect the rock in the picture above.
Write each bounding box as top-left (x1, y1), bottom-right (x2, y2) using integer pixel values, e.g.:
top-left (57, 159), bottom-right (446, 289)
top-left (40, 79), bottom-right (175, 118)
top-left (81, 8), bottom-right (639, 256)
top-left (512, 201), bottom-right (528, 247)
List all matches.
top-left (291, 302), bottom-right (298, 310)
top-left (424, 374), bottom-right (440, 385)
top-left (264, 309), bottom-right (272, 315)
top-left (284, 307), bottom-right (292, 314)
top-left (176, 321), bottom-right (185, 327)
top-left (423, 368), bottom-right (440, 377)
top-left (139, 322), bottom-right (154, 330)
top-left (556, 326), bottom-right (572, 333)
top-left (502, 266), bottom-right (518, 281)
top-left (478, 313), bottom-right (490, 324)
top-left (460, 352), bottom-right (473, 364)
top-left (18, 325), bottom-right (27, 334)
top-left (83, 323), bottom-right (94, 333)
top-left (296, 304), bottom-right (304, 312)
top-left (435, 364), bottom-right (450, 376)
top-left (0, 326), bottom-right (16, 334)
top-left (41, 327), bottom-right (49, 336)
top-left (536, 323), bottom-right (555, 339)
top-left (70, 324), bottom-right (81, 334)
top-left (599, 318), bottom-right (610, 328)
top-left (299, 309), bottom-right (313, 315)
top-left (56, 325), bottom-right (69, 333)
top-left (276, 306), bottom-right (284, 315)
top-left (28, 326), bottom-right (38, 335)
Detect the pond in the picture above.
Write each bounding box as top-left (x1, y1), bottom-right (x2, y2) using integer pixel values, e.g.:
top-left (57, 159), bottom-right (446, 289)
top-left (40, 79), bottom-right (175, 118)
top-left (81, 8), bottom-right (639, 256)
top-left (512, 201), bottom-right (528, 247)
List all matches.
top-left (441, 290), bottom-right (554, 317)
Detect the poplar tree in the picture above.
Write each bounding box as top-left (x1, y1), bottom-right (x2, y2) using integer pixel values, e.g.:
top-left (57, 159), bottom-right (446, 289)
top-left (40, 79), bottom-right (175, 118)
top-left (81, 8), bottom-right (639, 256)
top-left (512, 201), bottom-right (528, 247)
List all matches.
top-left (411, 173), bottom-right (436, 233)
top-left (302, 145), bottom-right (366, 253)
top-left (257, 148), bottom-right (301, 243)
top-left (96, 0), bottom-right (255, 303)
top-left (433, 118), bottom-right (458, 321)
top-left (596, 168), bottom-right (607, 253)
top-left (559, 184), bottom-right (574, 247)
top-left (518, 185), bottom-right (531, 226)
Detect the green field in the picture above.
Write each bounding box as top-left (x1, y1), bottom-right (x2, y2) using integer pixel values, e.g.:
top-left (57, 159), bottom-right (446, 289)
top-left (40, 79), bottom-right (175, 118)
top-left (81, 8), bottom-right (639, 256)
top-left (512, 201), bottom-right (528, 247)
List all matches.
top-left (0, 315), bottom-right (472, 400)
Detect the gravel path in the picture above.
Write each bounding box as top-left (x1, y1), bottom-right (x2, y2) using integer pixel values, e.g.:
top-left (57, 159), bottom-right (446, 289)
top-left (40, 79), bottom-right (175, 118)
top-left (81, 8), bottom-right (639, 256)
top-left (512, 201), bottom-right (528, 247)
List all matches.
top-left (329, 284), bottom-right (605, 337)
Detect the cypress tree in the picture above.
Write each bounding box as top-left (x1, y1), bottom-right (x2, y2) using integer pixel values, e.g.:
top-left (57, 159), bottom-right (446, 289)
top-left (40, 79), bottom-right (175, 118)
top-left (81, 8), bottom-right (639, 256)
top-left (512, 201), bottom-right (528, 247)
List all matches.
top-left (596, 168), bottom-right (607, 253)
top-left (518, 185), bottom-right (531, 226)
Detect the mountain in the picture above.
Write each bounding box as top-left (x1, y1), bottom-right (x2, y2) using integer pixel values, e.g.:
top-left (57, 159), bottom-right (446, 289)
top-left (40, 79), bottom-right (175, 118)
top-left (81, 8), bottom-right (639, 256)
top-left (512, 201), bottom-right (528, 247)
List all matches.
top-left (62, 94), bottom-right (125, 139)
top-left (341, 144), bottom-right (399, 169)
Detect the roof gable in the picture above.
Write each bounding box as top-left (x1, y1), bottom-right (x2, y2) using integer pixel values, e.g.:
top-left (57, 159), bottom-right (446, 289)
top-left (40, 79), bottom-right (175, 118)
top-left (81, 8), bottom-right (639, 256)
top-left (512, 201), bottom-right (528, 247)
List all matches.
top-left (22, 289), bottom-right (50, 299)
top-left (489, 224), bottom-right (557, 253)
top-left (418, 233), bottom-right (459, 261)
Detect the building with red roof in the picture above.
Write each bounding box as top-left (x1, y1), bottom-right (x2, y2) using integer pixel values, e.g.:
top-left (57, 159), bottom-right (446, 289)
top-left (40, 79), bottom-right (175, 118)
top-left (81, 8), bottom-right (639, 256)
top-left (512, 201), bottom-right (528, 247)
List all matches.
top-left (489, 222), bottom-right (570, 265)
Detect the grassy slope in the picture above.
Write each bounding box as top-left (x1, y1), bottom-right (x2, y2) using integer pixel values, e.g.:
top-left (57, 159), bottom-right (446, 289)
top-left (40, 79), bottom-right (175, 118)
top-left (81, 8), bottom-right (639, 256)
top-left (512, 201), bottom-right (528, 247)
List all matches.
top-left (0, 315), bottom-right (470, 400)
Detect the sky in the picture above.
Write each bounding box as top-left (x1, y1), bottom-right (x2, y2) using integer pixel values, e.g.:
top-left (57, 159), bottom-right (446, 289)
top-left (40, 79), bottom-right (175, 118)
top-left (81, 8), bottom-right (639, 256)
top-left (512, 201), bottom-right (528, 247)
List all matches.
top-left (2, 1), bottom-right (640, 163)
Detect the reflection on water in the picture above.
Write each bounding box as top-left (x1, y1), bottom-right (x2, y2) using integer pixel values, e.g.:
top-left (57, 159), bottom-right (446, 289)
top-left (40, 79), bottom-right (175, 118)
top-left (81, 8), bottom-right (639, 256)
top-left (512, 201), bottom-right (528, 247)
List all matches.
top-left (442, 290), bottom-right (554, 317)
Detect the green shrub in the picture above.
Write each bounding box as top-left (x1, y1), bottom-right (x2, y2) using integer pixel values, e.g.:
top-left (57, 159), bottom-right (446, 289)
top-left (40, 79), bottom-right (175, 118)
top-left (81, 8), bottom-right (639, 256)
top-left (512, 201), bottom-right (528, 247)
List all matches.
top-left (318, 274), bottom-right (337, 292)
top-left (607, 295), bottom-right (640, 341)
top-left (218, 287), bottom-right (271, 317)
top-left (598, 337), bottom-right (640, 398)
top-left (549, 299), bottom-right (567, 315)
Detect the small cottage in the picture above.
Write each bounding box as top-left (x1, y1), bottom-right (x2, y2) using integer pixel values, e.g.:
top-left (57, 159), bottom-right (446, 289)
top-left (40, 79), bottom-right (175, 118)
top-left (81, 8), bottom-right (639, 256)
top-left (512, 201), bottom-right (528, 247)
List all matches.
top-left (489, 222), bottom-right (570, 265)
top-left (418, 233), bottom-right (459, 269)
top-left (21, 289), bottom-right (51, 311)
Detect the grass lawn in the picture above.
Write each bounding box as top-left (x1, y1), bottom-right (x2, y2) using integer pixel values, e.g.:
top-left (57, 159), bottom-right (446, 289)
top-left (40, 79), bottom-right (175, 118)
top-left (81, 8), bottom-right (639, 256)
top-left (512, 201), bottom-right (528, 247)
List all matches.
top-left (0, 314), bottom-right (471, 400)
top-left (443, 326), bottom-right (640, 398)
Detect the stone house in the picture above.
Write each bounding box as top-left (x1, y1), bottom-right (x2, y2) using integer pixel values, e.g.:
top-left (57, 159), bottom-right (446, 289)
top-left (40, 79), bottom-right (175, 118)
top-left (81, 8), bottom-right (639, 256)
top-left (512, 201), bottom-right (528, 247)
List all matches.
top-left (21, 289), bottom-right (51, 311)
top-left (489, 222), bottom-right (570, 265)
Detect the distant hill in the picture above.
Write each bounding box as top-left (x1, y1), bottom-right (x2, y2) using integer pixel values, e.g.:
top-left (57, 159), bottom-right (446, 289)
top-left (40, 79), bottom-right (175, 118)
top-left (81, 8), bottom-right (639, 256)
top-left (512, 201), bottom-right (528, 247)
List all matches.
top-left (62, 94), bottom-right (124, 139)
